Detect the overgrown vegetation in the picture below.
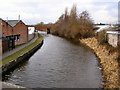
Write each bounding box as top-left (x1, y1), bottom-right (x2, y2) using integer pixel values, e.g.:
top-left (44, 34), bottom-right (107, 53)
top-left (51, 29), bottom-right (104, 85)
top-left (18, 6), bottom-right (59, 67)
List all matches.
top-left (1, 33), bottom-right (42, 66)
top-left (93, 27), bottom-right (100, 31)
top-left (51, 5), bottom-right (94, 39)
top-left (97, 30), bottom-right (107, 44)
top-left (118, 43), bottom-right (120, 88)
top-left (118, 42), bottom-right (120, 62)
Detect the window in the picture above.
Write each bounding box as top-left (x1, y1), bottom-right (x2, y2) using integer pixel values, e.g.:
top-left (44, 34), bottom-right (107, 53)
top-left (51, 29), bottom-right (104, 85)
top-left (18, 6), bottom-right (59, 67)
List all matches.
top-left (6, 36), bottom-right (11, 40)
top-left (10, 39), bottom-right (12, 42)
top-left (17, 35), bottom-right (20, 41)
top-left (14, 34), bottom-right (20, 41)
top-left (14, 36), bottom-right (17, 41)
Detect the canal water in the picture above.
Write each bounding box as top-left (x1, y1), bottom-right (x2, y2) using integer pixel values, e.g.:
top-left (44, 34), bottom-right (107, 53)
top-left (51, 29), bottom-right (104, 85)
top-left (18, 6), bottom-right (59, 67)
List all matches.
top-left (3, 31), bottom-right (103, 88)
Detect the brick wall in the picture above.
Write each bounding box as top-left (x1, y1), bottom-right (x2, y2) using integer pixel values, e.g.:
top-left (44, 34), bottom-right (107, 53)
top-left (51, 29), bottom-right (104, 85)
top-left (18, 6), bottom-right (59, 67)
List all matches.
top-left (0, 39), bottom-right (2, 55)
top-left (0, 20), bottom-right (2, 55)
top-left (2, 20), bottom-right (28, 46)
top-left (1, 19), bottom-right (28, 52)
top-left (2, 20), bottom-right (13, 37)
top-left (2, 39), bottom-right (8, 52)
top-left (13, 21), bottom-right (28, 45)
top-left (0, 19), bottom-right (2, 35)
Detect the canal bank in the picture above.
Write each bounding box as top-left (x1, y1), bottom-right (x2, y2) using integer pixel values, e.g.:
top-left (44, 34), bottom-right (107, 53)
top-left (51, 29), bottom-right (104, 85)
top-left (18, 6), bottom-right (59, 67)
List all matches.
top-left (2, 81), bottom-right (32, 90)
top-left (80, 37), bottom-right (119, 88)
top-left (3, 33), bottom-right (103, 88)
top-left (1, 33), bottom-right (43, 79)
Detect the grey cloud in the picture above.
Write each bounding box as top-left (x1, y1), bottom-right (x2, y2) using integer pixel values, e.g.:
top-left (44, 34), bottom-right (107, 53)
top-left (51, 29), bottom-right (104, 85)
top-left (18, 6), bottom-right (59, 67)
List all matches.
top-left (0, 0), bottom-right (118, 24)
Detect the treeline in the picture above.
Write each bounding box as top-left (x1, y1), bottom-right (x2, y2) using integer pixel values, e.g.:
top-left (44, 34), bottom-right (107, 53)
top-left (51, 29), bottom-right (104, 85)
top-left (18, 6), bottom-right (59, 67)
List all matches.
top-left (51, 5), bottom-right (94, 39)
top-left (35, 22), bottom-right (53, 27)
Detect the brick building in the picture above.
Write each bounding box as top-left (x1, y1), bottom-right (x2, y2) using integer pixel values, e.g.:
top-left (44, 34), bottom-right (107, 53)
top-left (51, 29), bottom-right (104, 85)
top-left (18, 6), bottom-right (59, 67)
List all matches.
top-left (0, 18), bottom-right (28, 53)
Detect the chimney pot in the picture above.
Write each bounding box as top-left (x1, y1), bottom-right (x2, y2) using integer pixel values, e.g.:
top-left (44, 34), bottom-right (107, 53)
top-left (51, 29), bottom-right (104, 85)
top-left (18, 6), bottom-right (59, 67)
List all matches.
top-left (18, 15), bottom-right (20, 21)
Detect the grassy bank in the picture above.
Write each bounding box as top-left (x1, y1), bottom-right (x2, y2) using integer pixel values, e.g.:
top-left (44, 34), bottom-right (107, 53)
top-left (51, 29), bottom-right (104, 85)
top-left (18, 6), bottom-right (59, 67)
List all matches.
top-left (80, 37), bottom-right (119, 88)
top-left (1, 33), bottom-right (42, 66)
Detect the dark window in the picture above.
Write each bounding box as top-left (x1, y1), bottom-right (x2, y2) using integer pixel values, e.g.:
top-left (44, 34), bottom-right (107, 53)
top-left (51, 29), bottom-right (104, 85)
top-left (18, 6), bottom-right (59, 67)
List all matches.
top-left (17, 35), bottom-right (20, 41)
top-left (13, 34), bottom-right (20, 41)
top-left (14, 35), bottom-right (17, 41)
top-left (6, 36), bottom-right (11, 40)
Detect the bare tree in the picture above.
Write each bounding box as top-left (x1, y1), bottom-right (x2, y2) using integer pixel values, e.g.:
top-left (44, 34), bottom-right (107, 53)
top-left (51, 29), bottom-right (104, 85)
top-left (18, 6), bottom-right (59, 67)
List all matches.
top-left (51, 4), bottom-right (94, 39)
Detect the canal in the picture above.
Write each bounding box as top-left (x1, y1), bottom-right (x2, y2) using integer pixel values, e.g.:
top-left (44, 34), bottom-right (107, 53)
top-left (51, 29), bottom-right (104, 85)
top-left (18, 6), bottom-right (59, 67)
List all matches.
top-left (3, 31), bottom-right (103, 88)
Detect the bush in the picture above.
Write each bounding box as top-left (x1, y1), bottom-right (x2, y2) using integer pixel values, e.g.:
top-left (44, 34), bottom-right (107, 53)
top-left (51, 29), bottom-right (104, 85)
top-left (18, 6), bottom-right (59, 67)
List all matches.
top-left (97, 31), bottom-right (107, 44)
top-left (93, 27), bottom-right (100, 31)
top-left (118, 42), bottom-right (120, 62)
top-left (51, 5), bottom-right (94, 39)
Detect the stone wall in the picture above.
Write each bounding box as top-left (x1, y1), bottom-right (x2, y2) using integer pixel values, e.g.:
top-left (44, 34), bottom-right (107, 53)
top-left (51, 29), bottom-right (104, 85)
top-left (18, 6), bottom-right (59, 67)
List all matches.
top-left (1, 40), bottom-right (43, 76)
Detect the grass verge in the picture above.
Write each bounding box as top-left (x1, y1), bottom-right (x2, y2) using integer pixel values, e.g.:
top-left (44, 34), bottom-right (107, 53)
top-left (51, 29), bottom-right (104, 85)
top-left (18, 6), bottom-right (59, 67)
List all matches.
top-left (1, 33), bottom-right (42, 66)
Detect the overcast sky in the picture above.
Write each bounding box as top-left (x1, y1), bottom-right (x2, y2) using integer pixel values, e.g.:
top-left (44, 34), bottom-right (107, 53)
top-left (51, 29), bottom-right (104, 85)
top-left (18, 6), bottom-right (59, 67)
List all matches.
top-left (0, 0), bottom-right (119, 25)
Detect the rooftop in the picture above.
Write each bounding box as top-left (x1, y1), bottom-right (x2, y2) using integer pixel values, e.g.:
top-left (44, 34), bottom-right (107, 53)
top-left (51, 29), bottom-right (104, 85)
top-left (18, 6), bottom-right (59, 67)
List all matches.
top-left (5, 20), bottom-right (20, 27)
top-left (106, 30), bottom-right (120, 34)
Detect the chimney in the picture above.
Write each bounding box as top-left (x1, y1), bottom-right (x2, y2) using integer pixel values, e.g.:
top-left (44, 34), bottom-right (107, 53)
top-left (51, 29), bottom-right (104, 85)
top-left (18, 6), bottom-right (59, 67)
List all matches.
top-left (6, 17), bottom-right (8, 22)
top-left (18, 15), bottom-right (20, 21)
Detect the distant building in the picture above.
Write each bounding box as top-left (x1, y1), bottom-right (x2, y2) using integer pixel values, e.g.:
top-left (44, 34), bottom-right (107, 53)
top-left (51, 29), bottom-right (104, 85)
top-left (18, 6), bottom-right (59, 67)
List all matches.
top-left (0, 18), bottom-right (28, 53)
top-left (28, 27), bottom-right (35, 41)
top-left (28, 27), bottom-right (35, 34)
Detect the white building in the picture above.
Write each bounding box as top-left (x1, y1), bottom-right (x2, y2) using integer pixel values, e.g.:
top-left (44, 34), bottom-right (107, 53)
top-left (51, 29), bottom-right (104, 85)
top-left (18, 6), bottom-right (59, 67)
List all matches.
top-left (28, 27), bottom-right (35, 34)
top-left (106, 30), bottom-right (120, 47)
top-left (28, 27), bottom-right (35, 40)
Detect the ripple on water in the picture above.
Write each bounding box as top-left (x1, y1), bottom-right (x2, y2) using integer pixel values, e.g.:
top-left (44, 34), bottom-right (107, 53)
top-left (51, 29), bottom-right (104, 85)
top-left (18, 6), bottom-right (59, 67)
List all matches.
top-left (3, 33), bottom-right (103, 88)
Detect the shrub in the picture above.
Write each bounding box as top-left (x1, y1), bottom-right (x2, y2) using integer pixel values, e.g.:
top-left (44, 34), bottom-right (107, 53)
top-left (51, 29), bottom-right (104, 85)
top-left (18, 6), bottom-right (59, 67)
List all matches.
top-left (118, 42), bottom-right (120, 62)
top-left (93, 27), bottom-right (100, 31)
top-left (97, 31), bottom-right (107, 44)
top-left (51, 5), bottom-right (94, 39)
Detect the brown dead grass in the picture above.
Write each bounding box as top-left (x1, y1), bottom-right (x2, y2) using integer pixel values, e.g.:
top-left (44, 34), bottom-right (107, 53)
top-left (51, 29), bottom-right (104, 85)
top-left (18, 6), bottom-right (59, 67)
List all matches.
top-left (80, 37), bottom-right (119, 88)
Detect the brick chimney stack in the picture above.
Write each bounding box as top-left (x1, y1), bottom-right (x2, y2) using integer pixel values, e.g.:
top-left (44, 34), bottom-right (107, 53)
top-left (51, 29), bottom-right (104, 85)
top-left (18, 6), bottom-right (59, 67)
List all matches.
top-left (18, 15), bottom-right (20, 21)
top-left (6, 17), bottom-right (8, 22)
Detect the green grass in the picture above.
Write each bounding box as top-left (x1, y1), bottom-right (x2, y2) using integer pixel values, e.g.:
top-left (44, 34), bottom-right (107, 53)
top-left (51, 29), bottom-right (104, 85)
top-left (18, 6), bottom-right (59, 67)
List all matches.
top-left (1, 33), bottom-right (42, 66)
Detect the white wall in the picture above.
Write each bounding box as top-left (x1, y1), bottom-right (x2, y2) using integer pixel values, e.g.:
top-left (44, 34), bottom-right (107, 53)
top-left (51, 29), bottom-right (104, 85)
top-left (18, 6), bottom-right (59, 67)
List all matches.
top-left (28, 27), bottom-right (35, 34)
top-left (108, 34), bottom-right (118, 47)
top-left (28, 27), bottom-right (35, 40)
